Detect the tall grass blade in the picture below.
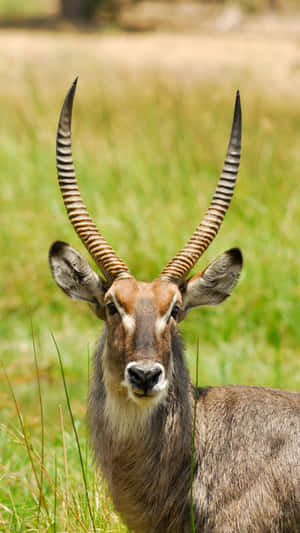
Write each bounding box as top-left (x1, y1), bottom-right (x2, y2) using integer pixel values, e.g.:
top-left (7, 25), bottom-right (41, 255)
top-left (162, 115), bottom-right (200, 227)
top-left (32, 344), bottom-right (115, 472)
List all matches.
top-left (53, 452), bottom-right (57, 533)
top-left (1, 361), bottom-right (49, 517)
top-left (59, 404), bottom-right (70, 510)
top-left (30, 442), bottom-right (89, 533)
top-left (51, 333), bottom-right (96, 532)
top-left (31, 322), bottom-right (45, 524)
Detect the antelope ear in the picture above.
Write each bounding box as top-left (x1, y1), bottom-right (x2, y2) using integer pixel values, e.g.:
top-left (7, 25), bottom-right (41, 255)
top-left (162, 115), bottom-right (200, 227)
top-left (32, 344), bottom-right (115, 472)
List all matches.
top-left (49, 241), bottom-right (107, 319)
top-left (179, 248), bottom-right (243, 320)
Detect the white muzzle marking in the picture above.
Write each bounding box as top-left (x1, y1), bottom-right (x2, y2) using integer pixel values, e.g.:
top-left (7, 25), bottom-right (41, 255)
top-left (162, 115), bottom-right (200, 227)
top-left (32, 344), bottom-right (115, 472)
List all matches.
top-left (123, 361), bottom-right (168, 406)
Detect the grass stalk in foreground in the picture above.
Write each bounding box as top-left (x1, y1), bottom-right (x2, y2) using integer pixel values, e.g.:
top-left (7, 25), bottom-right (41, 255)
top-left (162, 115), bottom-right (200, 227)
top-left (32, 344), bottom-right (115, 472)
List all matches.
top-left (51, 332), bottom-right (96, 533)
top-left (190, 339), bottom-right (200, 532)
top-left (53, 452), bottom-right (57, 533)
top-left (31, 322), bottom-right (45, 524)
top-left (1, 360), bottom-right (49, 518)
top-left (59, 404), bottom-right (70, 510)
top-left (30, 440), bottom-right (89, 532)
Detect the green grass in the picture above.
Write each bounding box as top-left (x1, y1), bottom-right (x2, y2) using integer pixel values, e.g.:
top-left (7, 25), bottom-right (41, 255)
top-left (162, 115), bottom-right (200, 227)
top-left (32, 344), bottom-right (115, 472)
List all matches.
top-left (0, 0), bottom-right (57, 18)
top-left (0, 0), bottom-right (298, 20)
top-left (1, 65), bottom-right (300, 531)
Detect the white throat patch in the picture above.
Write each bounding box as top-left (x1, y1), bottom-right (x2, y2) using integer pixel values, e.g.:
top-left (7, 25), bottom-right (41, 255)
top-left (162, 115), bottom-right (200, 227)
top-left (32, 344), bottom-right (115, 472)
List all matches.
top-left (101, 343), bottom-right (155, 442)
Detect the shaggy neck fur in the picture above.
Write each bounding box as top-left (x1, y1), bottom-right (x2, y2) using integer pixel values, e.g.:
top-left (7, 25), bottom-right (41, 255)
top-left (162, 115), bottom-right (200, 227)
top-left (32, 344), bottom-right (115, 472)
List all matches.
top-left (88, 327), bottom-right (300, 533)
top-left (89, 327), bottom-right (195, 533)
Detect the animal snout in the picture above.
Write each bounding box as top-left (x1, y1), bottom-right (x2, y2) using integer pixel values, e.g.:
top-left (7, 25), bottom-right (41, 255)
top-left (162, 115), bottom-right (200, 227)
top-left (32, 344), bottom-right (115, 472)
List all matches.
top-left (126, 362), bottom-right (164, 396)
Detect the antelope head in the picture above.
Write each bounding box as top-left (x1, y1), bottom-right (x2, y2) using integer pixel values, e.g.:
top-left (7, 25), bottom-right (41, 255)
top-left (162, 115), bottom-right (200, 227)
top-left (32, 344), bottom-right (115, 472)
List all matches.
top-left (49, 79), bottom-right (243, 409)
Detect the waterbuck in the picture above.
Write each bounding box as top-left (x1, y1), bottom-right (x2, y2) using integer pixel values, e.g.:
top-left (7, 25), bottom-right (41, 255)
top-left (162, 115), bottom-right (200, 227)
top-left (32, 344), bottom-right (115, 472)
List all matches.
top-left (49, 79), bottom-right (300, 533)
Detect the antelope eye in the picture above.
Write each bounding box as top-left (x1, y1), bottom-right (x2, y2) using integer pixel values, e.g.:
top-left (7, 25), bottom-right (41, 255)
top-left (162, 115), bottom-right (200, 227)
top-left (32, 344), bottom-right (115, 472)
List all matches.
top-left (107, 301), bottom-right (118, 316)
top-left (171, 304), bottom-right (180, 320)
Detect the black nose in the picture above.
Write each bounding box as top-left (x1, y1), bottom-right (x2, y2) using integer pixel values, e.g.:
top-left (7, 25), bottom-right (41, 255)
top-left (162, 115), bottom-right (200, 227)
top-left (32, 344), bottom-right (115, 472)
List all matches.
top-left (128, 364), bottom-right (162, 394)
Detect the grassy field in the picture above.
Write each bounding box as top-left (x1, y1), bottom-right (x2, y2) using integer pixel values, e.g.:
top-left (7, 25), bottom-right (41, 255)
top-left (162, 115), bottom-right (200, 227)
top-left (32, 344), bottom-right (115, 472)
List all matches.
top-left (0, 0), bottom-right (298, 19)
top-left (0, 0), bottom-right (57, 18)
top-left (1, 33), bottom-right (300, 531)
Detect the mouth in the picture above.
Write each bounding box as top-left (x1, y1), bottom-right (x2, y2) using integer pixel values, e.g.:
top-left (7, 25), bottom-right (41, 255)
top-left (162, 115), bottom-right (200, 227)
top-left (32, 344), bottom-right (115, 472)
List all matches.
top-left (132, 390), bottom-right (158, 399)
top-left (129, 384), bottom-right (168, 407)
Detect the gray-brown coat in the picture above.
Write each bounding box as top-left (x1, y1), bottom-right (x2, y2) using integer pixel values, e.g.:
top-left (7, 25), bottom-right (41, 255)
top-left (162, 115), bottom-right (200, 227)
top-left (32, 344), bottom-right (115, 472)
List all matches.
top-left (49, 80), bottom-right (300, 533)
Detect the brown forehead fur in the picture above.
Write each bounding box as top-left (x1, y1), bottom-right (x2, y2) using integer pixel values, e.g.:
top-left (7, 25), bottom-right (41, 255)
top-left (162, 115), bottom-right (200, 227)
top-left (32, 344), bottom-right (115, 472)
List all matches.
top-left (106, 278), bottom-right (182, 316)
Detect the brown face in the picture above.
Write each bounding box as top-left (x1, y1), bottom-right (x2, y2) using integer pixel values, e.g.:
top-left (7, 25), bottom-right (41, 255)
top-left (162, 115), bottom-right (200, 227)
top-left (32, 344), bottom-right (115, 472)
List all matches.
top-left (103, 278), bottom-right (182, 407)
top-left (50, 242), bottom-right (243, 411)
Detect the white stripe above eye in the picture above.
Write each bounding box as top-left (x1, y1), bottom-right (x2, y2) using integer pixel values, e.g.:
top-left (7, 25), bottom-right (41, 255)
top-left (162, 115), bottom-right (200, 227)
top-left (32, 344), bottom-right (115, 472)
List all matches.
top-left (111, 293), bottom-right (136, 334)
top-left (155, 294), bottom-right (178, 335)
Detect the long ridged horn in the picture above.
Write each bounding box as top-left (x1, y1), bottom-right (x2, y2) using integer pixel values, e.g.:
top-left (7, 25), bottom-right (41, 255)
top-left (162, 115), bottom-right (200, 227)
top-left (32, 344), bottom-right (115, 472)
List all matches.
top-left (56, 78), bottom-right (132, 283)
top-left (159, 91), bottom-right (241, 283)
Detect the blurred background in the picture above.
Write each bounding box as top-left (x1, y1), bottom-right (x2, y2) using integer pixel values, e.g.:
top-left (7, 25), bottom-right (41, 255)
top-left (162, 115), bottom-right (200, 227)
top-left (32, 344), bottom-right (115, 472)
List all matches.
top-left (1, 1), bottom-right (300, 531)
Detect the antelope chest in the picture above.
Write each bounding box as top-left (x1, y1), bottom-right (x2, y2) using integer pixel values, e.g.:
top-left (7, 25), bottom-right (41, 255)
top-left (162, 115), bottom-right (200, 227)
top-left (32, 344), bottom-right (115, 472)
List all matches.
top-left (96, 405), bottom-right (193, 533)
